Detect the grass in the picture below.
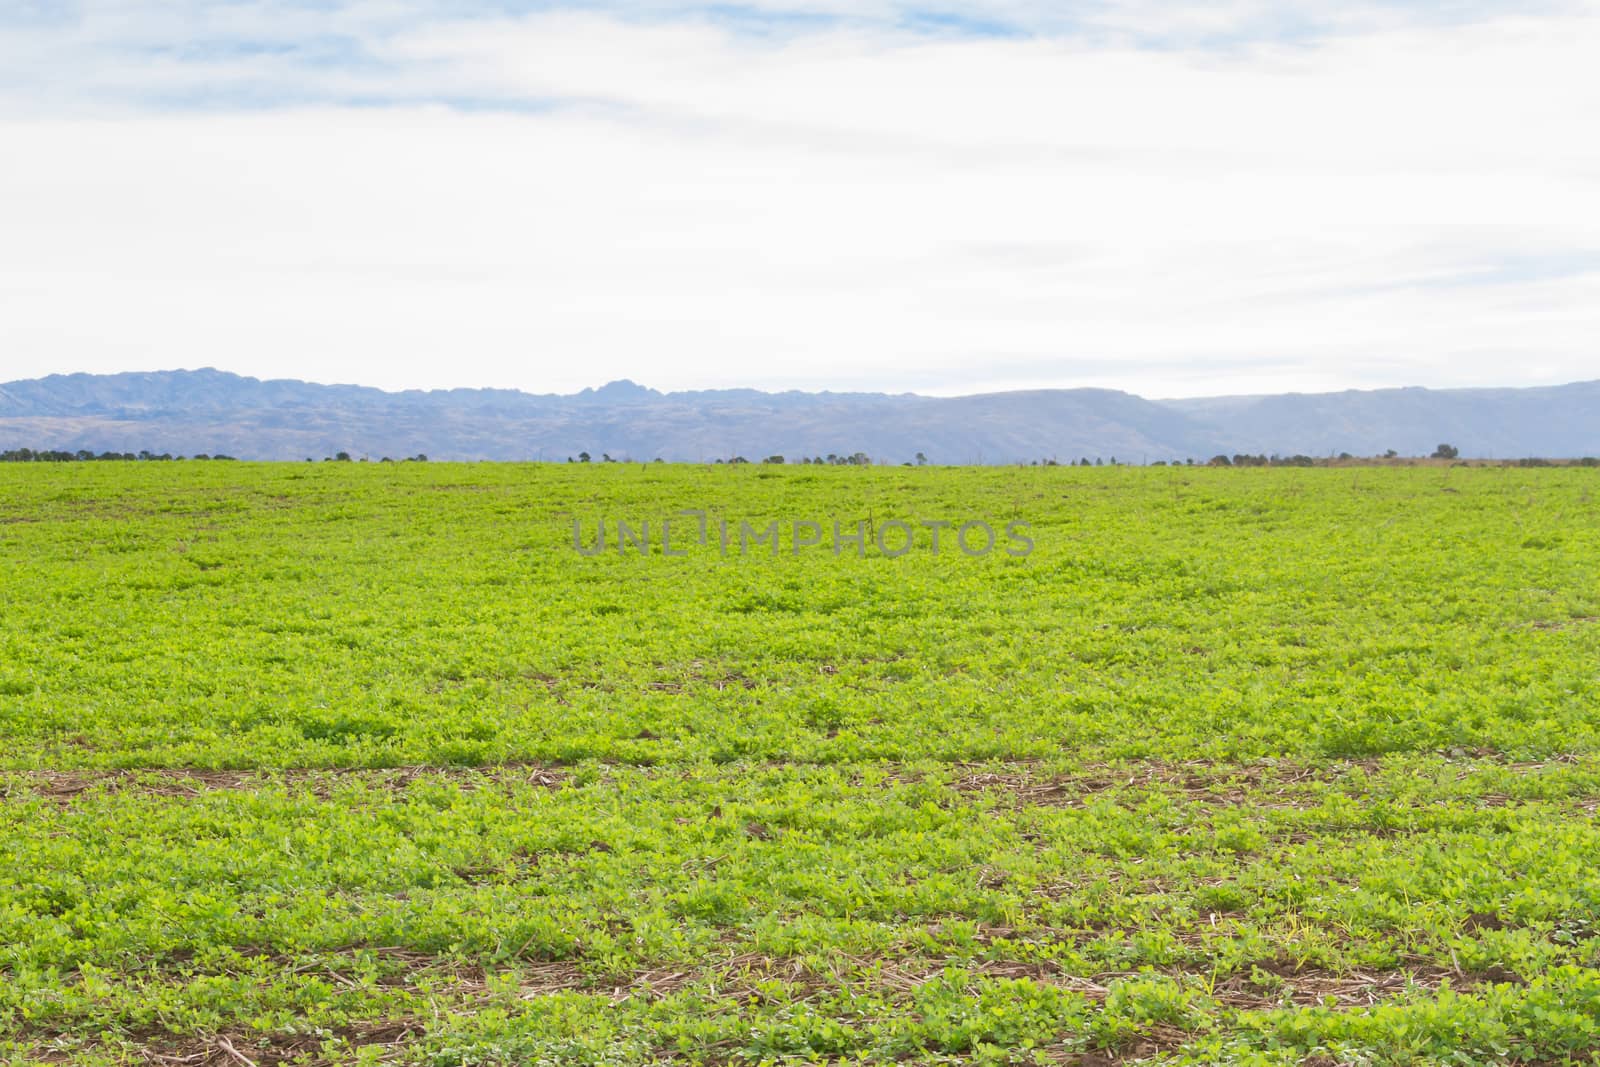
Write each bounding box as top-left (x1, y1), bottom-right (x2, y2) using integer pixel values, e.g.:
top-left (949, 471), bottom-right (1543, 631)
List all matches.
top-left (1, 462), bottom-right (1599, 1064)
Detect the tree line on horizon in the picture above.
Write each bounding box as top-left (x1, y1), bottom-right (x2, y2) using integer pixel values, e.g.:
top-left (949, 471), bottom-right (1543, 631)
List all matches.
top-left (5, 444), bottom-right (1599, 467)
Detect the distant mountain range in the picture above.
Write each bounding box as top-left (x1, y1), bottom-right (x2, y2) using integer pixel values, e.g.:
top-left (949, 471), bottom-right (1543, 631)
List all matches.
top-left (1, 369), bottom-right (1597, 462)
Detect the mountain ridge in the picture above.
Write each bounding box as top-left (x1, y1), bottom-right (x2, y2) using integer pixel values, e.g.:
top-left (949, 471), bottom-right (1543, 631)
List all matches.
top-left (1, 368), bottom-right (1597, 462)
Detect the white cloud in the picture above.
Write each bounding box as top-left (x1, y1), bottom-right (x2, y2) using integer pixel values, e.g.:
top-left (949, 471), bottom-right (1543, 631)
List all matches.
top-left (0, 3), bottom-right (1598, 396)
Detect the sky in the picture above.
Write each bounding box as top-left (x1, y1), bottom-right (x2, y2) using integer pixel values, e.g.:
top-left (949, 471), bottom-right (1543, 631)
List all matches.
top-left (1, 1), bottom-right (1598, 398)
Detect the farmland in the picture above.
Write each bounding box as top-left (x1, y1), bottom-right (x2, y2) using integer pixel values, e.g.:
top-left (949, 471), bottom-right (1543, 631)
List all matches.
top-left (2, 462), bottom-right (1600, 1065)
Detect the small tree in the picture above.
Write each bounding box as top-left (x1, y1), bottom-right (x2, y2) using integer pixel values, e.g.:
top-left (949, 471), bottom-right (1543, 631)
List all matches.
top-left (1431, 443), bottom-right (1459, 460)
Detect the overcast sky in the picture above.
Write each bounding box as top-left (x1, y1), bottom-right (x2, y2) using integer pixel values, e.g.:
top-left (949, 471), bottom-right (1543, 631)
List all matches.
top-left (1, 1), bottom-right (1597, 398)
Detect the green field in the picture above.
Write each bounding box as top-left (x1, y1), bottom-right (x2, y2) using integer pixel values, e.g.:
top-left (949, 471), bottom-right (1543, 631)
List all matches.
top-left (3, 463), bottom-right (1600, 1065)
